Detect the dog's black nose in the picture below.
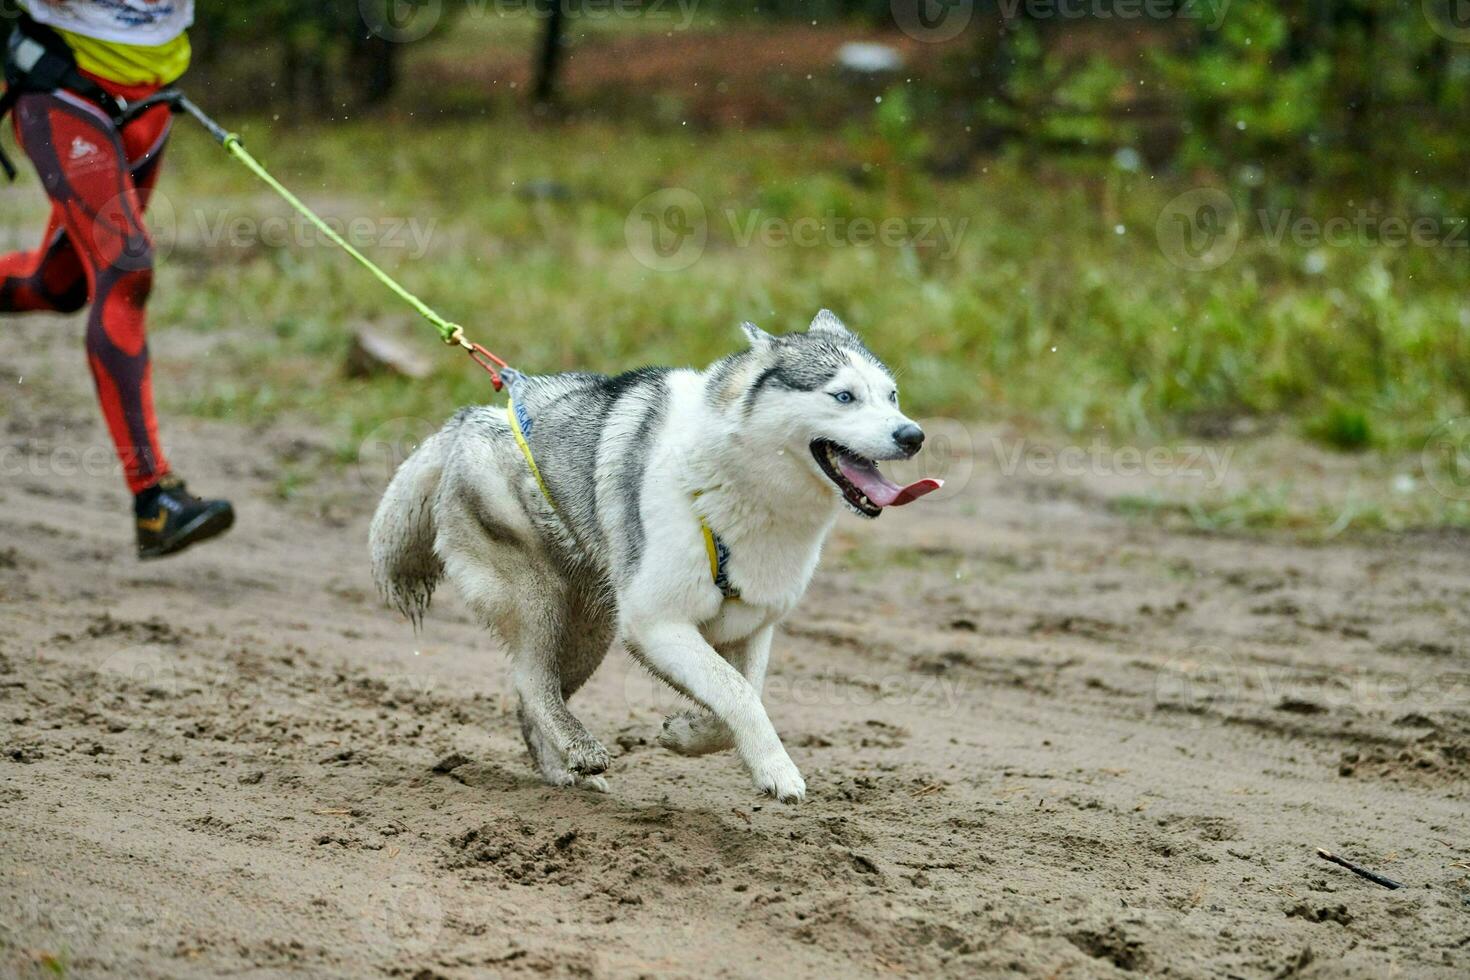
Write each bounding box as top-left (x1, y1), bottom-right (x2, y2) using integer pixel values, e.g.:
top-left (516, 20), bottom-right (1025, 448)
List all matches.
top-left (893, 423), bottom-right (925, 456)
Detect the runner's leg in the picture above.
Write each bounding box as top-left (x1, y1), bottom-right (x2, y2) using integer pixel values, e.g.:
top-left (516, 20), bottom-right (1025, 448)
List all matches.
top-left (0, 200), bottom-right (88, 313)
top-left (0, 101), bottom-right (169, 315)
top-left (12, 90), bottom-right (169, 492)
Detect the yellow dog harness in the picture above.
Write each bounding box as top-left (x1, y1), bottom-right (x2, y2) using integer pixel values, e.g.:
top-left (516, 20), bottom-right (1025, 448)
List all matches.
top-left (505, 386), bottom-right (739, 600)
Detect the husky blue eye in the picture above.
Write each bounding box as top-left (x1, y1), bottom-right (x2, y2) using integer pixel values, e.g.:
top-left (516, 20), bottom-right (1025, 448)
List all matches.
top-left (832, 390), bottom-right (855, 404)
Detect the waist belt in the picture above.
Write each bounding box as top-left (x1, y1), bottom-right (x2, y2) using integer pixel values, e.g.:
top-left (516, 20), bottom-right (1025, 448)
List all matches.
top-left (502, 368), bottom-right (740, 601)
top-left (0, 13), bottom-right (127, 181)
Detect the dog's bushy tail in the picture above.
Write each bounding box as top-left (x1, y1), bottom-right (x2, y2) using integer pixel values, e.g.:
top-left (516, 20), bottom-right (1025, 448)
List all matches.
top-left (370, 429), bottom-right (448, 626)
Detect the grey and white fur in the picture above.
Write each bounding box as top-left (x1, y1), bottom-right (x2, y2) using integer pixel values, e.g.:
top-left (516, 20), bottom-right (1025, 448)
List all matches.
top-left (370, 310), bottom-right (928, 802)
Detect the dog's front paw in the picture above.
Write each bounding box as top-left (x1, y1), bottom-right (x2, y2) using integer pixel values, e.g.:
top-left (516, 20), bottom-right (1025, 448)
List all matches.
top-left (565, 735), bottom-right (610, 776)
top-left (658, 710), bottom-right (734, 756)
top-left (749, 752), bottom-right (806, 804)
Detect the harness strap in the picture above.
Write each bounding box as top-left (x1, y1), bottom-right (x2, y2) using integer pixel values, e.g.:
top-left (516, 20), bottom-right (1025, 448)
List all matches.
top-left (699, 524), bottom-right (721, 583)
top-left (692, 490), bottom-right (740, 599)
top-left (506, 398), bottom-right (557, 509)
top-left (505, 381), bottom-right (739, 599)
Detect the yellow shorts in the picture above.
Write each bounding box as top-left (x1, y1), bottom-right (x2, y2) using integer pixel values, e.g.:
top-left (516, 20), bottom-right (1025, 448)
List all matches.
top-left (58, 29), bottom-right (191, 86)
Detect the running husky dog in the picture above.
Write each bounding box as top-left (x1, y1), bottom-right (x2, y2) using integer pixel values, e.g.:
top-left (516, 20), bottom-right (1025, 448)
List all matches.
top-left (370, 310), bottom-right (939, 802)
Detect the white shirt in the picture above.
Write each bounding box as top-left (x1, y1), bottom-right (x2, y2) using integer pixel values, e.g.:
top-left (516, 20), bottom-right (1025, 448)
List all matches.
top-left (20, 0), bottom-right (194, 46)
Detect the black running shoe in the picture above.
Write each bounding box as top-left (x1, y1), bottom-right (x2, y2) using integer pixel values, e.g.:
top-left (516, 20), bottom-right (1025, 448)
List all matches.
top-left (135, 475), bottom-right (234, 560)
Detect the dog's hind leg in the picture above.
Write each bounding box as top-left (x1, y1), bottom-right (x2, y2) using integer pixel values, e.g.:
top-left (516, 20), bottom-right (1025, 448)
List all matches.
top-left (437, 505), bottom-right (608, 790)
top-left (518, 699), bottom-right (607, 793)
top-left (507, 586), bottom-right (614, 791)
top-left (513, 632), bottom-right (611, 791)
top-left (660, 625), bottom-right (773, 757)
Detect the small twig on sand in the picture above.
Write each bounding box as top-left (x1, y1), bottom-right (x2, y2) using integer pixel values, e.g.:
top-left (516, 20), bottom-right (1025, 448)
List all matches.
top-left (1316, 848), bottom-right (1403, 890)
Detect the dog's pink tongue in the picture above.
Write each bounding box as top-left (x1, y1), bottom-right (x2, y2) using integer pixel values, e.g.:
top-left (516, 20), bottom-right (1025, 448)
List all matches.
top-left (837, 457), bottom-right (944, 507)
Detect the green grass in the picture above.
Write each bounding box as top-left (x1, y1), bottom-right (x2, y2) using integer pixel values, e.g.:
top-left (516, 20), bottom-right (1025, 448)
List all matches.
top-left (1112, 476), bottom-right (1470, 538)
top-left (122, 114), bottom-right (1470, 447)
top-left (1, 24), bottom-right (1467, 532)
top-left (1114, 491), bottom-right (1412, 538)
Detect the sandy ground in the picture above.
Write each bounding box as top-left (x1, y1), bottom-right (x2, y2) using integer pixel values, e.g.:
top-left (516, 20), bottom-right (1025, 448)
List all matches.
top-left (2, 316), bottom-right (1469, 979)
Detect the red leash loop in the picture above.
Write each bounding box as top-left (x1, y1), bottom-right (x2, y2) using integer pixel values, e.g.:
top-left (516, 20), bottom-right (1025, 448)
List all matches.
top-left (446, 326), bottom-right (509, 391)
top-left (465, 342), bottom-right (508, 391)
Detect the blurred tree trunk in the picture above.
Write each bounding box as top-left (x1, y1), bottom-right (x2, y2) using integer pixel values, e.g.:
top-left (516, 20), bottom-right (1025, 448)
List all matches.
top-left (1338, 3), bottom-right (1377, 156)
top-left (348, 30), bottom-right (398, 106)
top-left (533, 0), bottom-right (567, 105)
top-left (966, 1), bottom-right (1050, 154)
top-left (282, 36), bottom-right (332, 115)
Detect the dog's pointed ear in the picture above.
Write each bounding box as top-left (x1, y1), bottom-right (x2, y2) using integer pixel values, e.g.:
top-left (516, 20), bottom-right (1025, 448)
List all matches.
top-left (808, 309), bottom-right (854, 338)
top-left (740, 321), bottom-right (774, 349)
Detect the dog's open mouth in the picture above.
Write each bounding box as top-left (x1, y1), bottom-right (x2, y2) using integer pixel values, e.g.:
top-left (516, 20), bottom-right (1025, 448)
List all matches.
top-left (810, 439), bottom-right (942, 518)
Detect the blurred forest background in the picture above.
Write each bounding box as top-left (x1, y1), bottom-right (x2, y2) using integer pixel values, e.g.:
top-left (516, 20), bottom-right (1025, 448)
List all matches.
top-left (5, 0), bottom-right (1468, 528)
top-left (193, 0), bottom-right (1469, 190)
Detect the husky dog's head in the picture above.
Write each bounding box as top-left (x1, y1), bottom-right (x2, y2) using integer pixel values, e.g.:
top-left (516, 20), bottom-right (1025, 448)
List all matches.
top-left (719, 310), bottom-right (936, 518)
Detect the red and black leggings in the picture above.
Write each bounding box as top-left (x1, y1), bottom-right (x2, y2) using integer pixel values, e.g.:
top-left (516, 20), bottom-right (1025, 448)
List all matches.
top-left (0, 77), bottom-right (173, 493)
